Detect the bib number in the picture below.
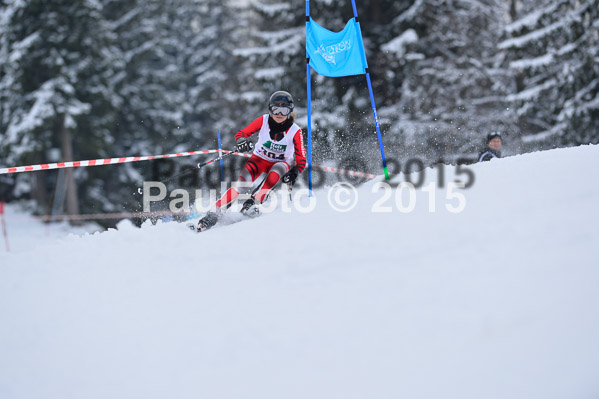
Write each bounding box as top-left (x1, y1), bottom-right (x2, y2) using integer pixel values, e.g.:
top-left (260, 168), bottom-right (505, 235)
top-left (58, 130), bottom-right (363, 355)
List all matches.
top-left (262, 149), bottom-right (285, 160)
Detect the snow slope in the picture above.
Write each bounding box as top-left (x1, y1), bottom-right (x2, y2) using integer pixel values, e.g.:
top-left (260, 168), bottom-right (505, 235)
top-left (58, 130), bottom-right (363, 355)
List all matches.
top-left (1, 145), bottom-right (599, 399)
top-left (0, 203), bottom-right (101, 253)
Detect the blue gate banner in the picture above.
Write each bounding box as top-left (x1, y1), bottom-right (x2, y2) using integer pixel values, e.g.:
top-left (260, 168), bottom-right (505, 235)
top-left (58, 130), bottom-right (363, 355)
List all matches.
top-left (306, 17), bottom-right (368, 77)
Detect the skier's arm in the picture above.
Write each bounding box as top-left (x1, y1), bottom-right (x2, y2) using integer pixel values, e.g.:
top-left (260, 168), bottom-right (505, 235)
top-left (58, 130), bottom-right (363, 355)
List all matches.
top-left (281, 129), bottom-right (307, 185)
top-left (234, 117), bottom-right (263, 141)
top-left (293, 129), bottom-right (307, 172)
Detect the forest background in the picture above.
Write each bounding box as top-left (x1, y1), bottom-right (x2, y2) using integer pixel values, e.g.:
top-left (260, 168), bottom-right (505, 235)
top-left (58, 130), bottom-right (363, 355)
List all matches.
top-left (1, 0), bottom-right (597, 223)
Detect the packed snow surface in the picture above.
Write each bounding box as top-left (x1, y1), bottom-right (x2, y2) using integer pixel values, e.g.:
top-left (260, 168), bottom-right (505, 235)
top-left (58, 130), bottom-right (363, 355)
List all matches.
top-left (1, 145), bottom-right (599, 398)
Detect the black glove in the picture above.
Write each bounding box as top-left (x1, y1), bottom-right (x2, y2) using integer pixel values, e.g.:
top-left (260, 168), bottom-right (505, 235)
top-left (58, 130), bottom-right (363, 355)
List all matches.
top-left (236, 138), bottom-right (254, 153)
top-left (282, 166), bottom-right (300, 185)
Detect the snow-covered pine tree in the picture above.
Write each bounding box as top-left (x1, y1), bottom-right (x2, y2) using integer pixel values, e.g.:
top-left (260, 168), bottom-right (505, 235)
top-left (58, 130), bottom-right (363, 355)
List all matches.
top-left (382, 0), bottom-right (515, 165)
top-left (102, 0), bottom-right (187, 158)
top-left (499, 0), bottom-right (599, 150)
top-left (158, 0), bottom-right (253, 189)
top-left (0, 0), bottom-right (122, 219)
top-left (232, 1), bottom-right (305, 116)
top-left (102, 0), bottom-right (251, 199)
top-left (183, 0), bottom-right (247, 150)
top-left (97, 0), bottom-right (199, 215)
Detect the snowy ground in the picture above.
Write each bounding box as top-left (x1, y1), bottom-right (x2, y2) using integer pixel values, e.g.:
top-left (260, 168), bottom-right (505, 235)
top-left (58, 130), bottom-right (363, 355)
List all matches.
top-left (1, 145), bottom-right (599, 399)
top-left (0, 203), bottom-right (102, 254)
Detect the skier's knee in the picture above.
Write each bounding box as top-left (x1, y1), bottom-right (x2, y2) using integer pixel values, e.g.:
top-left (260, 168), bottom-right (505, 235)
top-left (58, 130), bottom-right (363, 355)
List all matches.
top-left (270, 162), bottom-right (289, 178)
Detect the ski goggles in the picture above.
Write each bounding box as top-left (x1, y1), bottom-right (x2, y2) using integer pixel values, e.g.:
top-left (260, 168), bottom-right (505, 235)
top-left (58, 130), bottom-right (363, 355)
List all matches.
top-left (269, 105), bottom-right (292, 116)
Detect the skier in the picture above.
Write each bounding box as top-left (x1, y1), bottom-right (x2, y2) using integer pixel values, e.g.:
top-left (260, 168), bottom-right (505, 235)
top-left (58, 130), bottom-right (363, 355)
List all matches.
top-left (478, 132), bottom-right (502, 162)
top-left (196, 91), bottom-right (307, 232)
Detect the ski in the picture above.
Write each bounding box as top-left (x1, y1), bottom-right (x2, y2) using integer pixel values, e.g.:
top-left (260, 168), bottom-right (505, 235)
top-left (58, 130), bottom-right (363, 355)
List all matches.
top-left (187, 207), bottom-right (262, 233)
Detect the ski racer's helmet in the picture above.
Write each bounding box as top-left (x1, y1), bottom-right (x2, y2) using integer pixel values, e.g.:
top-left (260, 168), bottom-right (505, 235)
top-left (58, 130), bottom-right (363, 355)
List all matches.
top-left (268, 91), bottom-right (294, 116)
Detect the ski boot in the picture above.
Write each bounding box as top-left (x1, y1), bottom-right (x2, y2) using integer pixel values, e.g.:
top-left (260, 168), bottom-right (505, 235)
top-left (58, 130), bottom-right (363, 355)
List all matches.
top-left (240, 197), bottom-right (260, 218)
top-left (196, 211), bottom-right (219, 232)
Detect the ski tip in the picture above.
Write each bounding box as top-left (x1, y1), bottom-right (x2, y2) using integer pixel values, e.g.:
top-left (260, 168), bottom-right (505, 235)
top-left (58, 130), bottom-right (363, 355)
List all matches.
top-left (187, 222), bottom-right (208, 233)
top-left (186, 223), bottom-right (198, 232)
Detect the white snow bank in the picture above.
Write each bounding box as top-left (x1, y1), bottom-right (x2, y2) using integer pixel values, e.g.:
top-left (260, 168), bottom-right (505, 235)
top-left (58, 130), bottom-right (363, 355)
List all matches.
top-left (1, 145), bottom-right (598, 399)
top-left (0, 203), bottom-right (101, 254)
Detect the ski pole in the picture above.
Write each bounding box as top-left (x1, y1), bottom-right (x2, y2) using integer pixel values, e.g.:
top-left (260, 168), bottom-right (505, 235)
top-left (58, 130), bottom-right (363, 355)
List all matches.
top-left (196, 149), bottom-right (236, 170)
top-left (160, 149), bottom-right (237, 184)
top-left (136, 149), bottom-right (238, 194)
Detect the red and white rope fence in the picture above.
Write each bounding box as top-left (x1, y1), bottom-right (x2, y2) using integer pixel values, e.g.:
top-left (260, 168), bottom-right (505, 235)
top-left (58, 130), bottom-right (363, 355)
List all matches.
top-left (0, 149), bottom-right (225, 175)
top-left (0, 148), bottom-right (378, 179)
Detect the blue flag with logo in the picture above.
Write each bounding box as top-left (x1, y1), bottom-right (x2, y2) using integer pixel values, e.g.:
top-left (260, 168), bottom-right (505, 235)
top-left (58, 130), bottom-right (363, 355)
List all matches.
top-left (306, 17), bottom-right (368, 77)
